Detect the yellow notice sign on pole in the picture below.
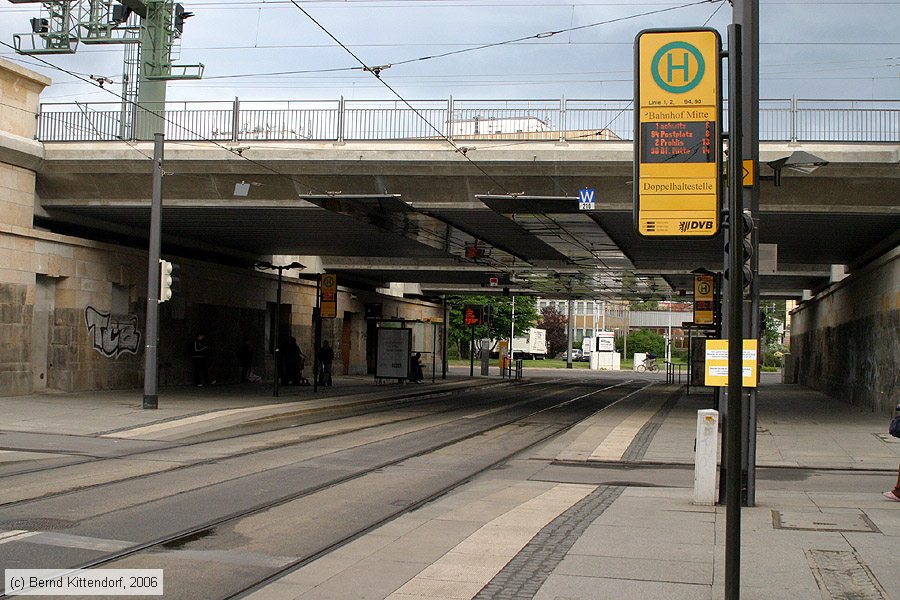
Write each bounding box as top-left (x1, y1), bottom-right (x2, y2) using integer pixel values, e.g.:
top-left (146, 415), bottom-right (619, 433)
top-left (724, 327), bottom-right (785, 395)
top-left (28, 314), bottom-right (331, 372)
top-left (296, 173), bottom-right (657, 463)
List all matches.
top-left (704, 339), bottom-right (758, 387)
top-left (634, 28), bottom-right (722, 237)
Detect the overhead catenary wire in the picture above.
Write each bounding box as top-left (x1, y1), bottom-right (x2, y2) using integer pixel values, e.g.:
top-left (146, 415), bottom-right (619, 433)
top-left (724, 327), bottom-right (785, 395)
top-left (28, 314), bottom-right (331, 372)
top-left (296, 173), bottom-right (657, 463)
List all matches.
top-left (0, 43), bottom-right (511, 266)
top-left (286, 0), bottom-right (517, 195)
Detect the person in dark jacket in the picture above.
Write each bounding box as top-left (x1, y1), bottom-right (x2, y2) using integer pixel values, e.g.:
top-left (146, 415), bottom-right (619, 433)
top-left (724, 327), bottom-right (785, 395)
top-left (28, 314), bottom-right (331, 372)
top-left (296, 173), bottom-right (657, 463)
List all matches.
top-left (237, 339), bottom-right (253, 383)
top-left (410, 352), bottom-right (424, 383)
top-left (192, 333), bottom-right (212, 386)
top-left (319, 340), bottom-right (335, 386)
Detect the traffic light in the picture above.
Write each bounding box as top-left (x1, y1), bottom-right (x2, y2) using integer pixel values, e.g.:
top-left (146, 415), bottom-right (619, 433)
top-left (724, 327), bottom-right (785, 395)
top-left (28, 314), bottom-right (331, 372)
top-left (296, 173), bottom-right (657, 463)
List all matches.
top-left (738, 210), bottom-right (754, 289)
top-left (159, 259), bottom-right (174, 302)
top-left (724, 210), bottom-right (754, 290)
top-left (174, 4), bottom-right (194, 34)
top-left (30, 18), bottom-right (49, 34)
top-left (112, 4), bottom-right (133, 24)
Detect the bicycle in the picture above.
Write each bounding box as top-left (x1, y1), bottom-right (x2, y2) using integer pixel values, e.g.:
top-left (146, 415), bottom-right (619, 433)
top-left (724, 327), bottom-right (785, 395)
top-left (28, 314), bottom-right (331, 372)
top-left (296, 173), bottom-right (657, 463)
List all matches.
top-left (636, 359), bottom-right (660, 373)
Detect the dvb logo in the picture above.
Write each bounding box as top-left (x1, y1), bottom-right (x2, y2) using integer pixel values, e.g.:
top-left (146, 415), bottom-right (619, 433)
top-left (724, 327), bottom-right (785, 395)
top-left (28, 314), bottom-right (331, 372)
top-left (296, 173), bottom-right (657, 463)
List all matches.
top-left (679, 220), bottom-right (714, 232)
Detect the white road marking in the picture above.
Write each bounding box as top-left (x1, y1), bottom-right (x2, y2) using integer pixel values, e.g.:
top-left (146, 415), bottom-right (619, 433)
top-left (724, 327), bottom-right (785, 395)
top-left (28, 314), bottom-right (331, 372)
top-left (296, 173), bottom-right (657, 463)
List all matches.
top-left (102, 403), bottom-right (291, 438)
top-left (589, 395), bottom-right (667, 461)
top-left (0, 530), bottom-right (40, 545)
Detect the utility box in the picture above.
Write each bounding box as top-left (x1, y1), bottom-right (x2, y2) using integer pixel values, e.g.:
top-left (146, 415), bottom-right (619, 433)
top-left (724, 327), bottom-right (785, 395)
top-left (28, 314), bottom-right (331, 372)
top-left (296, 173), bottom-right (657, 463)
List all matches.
top-left (693, 409), bottom-right (719, 506)
top-left (480, 338), bottom-right (491, 376)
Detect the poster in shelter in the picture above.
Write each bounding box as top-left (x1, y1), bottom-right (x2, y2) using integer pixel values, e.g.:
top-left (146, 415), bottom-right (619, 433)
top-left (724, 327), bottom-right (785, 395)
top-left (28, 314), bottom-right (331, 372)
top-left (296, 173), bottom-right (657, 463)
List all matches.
top-left (376, 328), bottom-right (411, 379)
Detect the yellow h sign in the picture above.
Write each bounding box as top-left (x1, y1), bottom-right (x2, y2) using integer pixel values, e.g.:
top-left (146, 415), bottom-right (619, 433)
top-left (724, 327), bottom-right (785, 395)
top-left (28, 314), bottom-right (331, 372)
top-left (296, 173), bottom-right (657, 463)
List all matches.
top-left (693, 273), bottom-right (715, 326)
top-left (634, 29), bottom-right (722, 238)
top-left (320, 274), bottom-right (337, 319)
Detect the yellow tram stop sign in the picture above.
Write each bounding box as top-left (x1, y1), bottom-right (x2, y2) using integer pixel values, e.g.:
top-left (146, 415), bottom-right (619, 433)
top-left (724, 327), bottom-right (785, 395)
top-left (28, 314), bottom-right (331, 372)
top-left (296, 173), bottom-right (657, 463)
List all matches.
top-left (634, 28), bottom-right (722, 238)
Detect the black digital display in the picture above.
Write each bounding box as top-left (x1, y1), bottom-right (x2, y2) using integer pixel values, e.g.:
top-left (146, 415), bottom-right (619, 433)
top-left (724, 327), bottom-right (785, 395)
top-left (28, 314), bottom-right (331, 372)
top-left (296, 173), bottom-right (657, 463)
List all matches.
top-left (640, 121), bottom-right (714, 164)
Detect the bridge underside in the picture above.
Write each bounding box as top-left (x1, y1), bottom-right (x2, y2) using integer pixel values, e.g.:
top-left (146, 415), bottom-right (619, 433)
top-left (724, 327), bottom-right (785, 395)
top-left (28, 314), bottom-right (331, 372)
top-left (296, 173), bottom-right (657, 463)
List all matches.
top-left (34, 140), bottom-right (900, 301)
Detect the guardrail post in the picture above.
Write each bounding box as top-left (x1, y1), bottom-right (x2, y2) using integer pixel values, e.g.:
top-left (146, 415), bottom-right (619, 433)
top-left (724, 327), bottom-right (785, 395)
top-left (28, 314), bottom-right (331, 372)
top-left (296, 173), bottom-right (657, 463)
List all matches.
top-left (447, 95), bottom-right (454, 141)
top-left (559, 95), bottom-right (566, 142)
top-left (790, 95), bottom-right (798, 143)
top-left (232, 97), bottom-right (240, 142)
top-left (337, 96), bottom-right (345, 143)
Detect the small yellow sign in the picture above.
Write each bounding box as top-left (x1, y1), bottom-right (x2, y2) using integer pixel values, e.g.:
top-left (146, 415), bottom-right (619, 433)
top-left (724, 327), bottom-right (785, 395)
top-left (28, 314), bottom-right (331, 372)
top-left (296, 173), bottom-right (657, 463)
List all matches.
top-left (320, 273), bottom-right (337, 319)
top-left (498, 339), bottom-right (509, 370)
top-left (742, 159), bottom-right (754, 187)
top-left (634, 28), bottom-right (722, 238)
top-left (693, 273), bottom-right (715, 325)
top-left (704, 339), bottom-right (758, 388)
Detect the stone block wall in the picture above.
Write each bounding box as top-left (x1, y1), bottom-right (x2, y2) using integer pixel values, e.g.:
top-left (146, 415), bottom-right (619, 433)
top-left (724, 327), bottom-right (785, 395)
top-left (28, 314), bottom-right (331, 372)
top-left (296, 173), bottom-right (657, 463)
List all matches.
top-left (0, 282), bottom-right (32, 394)
top-left (0, 57), bottom-right (445, 396)
top-left (790, 248), bottom-right (899, 414)
top-left (0, 59), bottom-right (49, 139)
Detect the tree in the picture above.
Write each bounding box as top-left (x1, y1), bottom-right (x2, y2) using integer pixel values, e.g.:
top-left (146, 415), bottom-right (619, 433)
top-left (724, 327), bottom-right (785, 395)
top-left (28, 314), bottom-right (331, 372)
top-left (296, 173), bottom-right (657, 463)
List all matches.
top-left (538, 305), bottom-right (568, 358)
top-left (616, 329), bottom-right (666, 360)
top-left (761, 301), bottom-right (786, 347)
top-left (447, 295), bottom-right (539, 358)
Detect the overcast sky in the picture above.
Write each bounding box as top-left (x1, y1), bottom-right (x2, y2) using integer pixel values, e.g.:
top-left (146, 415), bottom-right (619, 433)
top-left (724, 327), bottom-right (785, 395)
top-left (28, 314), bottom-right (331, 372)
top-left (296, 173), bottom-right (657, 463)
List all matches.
top-left (1, 0), bottom-right (898, 104)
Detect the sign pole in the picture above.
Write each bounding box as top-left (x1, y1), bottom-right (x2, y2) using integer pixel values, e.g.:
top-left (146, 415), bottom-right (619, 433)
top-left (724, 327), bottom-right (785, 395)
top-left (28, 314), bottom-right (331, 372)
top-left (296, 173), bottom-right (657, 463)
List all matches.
top-left (313, 276), bottom-right (321, 392)
top-left (469, 326), bottom-right (475, 376)
top-left (737, 0), bottom-right (760, 509)
top-left (142, 133), bottom-right (164, 410)
top-left (442, 296), bottom-right (448, 380)
top-left (273, 267), bottom-right (283, 398)
top-left (725, 23), bottom-right (744, 600)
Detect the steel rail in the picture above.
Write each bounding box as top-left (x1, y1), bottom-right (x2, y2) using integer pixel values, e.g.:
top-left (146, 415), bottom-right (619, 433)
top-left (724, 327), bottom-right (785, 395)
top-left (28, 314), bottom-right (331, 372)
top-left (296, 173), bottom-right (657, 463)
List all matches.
top-left (0, 381), bottom-right (524, 507)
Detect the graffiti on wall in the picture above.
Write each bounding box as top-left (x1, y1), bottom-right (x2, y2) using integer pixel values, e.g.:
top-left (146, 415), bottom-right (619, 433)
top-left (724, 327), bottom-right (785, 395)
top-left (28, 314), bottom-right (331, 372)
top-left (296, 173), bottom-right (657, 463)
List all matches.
top-left (85, 307), bottom-right (142, 358)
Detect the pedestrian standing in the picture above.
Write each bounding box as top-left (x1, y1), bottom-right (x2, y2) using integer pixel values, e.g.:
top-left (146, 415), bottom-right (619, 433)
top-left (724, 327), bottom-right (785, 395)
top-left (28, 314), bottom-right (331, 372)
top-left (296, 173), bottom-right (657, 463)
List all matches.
top-left (885, 404), bottom-right (900, 502)
top-left (237, 339), bottom-right (253, 383)
top-left (192, 333), bottom-right (212, 386)
top-left (410, 352), bottom-right (424, 383)
top-left (884, 468), bottom-right (900, 502)
top-left (319, 340), bottom-right (335, 387)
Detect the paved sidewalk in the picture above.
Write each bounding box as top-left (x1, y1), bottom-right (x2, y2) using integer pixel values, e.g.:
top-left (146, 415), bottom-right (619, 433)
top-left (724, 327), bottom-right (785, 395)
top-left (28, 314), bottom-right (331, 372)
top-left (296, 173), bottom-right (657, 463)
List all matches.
top-left (248, 374), bottom-right (900, 600)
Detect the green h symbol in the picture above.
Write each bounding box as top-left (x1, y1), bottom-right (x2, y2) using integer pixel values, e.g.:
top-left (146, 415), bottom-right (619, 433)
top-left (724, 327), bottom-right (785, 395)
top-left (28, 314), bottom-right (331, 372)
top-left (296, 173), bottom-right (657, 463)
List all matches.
top-left (666, 51), bottom-right (690, 83)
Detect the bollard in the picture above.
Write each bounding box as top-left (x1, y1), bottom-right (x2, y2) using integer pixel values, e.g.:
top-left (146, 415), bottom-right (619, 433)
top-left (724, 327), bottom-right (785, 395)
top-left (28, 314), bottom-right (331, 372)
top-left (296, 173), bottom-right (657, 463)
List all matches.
top-left (693, 409), bottom-right (719, 505)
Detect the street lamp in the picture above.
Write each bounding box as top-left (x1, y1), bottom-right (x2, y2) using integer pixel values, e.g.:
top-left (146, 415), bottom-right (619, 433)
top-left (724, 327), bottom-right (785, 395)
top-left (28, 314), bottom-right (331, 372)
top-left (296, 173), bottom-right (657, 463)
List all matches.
top-left (766, 151), bottom-right (828, 187)
top-left (256, 260), bottom-right (305, 397)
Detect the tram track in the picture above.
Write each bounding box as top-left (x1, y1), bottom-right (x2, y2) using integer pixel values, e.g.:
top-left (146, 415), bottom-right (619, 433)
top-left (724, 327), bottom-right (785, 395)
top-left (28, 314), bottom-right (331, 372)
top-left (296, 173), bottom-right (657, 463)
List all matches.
top-left (0, 381), bottom-right (518, 481)
top-left (0, 380), bottom-right (549, 507)
top-left (0, 379), bottom-right (650, 599)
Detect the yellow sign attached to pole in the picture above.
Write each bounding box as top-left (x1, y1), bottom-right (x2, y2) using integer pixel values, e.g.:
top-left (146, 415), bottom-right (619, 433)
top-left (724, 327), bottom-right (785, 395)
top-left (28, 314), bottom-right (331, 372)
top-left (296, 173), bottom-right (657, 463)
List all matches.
top-left (704, 339), bottom-right (758, 388)
top-left (693, 273), bottom-right (716, 325)
top-left (634, 28), bottom-right (722, 237)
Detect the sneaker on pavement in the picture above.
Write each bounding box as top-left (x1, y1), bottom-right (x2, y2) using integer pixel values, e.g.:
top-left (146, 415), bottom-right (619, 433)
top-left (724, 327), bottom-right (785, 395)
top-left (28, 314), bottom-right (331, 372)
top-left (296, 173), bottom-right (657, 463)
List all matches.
top-left (883, 491), bottom-right (900, 502)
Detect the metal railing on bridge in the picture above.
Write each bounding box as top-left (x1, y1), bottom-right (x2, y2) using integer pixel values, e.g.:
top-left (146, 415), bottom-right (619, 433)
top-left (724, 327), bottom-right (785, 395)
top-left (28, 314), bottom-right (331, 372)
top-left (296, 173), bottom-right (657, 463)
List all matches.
top-left (35, 97), bottom-right (900, 144)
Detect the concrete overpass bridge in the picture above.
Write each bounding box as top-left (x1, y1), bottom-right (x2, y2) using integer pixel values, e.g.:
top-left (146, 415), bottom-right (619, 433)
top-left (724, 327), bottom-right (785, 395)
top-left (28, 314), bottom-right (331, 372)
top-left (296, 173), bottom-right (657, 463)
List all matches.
top-left (29, 132), bottom-right (900, 300)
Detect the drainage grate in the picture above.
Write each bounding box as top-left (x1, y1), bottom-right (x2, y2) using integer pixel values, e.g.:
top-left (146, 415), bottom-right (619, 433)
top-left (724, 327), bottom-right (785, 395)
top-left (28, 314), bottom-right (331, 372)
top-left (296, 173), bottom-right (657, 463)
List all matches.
top-left (806, 549), bottom-right (889, 600)
top-left (772, 510), bottom-right (880, 533)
